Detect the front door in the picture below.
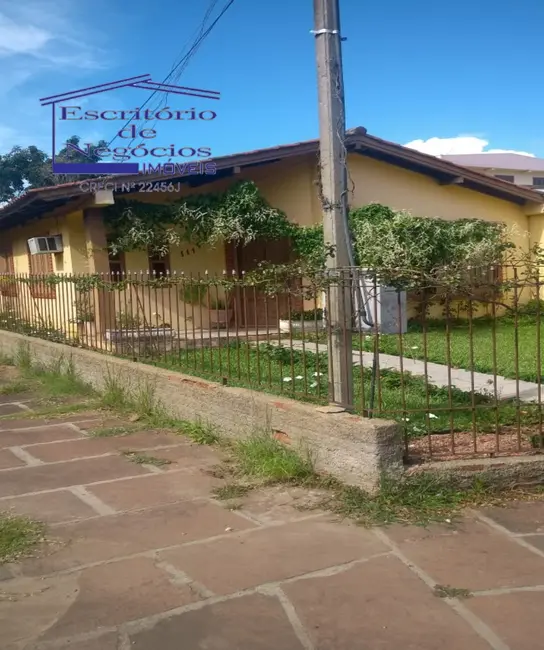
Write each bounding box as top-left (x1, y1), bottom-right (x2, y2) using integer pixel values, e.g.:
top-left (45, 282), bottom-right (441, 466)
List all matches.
top-left (232, 237), bottom-right (302, 328)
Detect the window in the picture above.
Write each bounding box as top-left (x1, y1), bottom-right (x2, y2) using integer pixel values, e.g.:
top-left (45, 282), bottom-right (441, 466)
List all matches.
top-left (533, 177), bottom-right (544, 186)
top-left (27, 245), bottom-right (55, 299)
top-left (108, 250), bottom-right (125, 277)
top-left (495, 174), bottom-right (514, 182)
top-left (148, 249), bottom-right (170, 277)
top-left (0, 247), bottom-right (16, 297)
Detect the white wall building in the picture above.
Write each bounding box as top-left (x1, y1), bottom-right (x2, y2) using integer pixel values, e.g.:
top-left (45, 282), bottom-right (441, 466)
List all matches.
top-left (440, 153), bottom-right (544, 191)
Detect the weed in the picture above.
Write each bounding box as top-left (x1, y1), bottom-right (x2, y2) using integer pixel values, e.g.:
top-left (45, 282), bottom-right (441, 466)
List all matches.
top-left (231, 430), bottom-right (316, 482)
top-left (88, 425), bottom-right (138, 438)
top-left (177, 419), bottom-right (220, 445)
top-left (132, 381), bottom-right (158, 418)
top-left (121, 451), bottom-right (172, 467)
top-left (0, 513), bottom-right (45, 564)
top-left (101, 371), bottom-right (128, 410)
top-left (14, 343), bottom-right (32, 371)
top-left (213, 484), bottom-right (252, 500)
top-left (434, 584), bottom-right (472, 599)
top-left (325, 472), bottom-right (516, 527)
top-left (0, 380), bottom-right (31, 395)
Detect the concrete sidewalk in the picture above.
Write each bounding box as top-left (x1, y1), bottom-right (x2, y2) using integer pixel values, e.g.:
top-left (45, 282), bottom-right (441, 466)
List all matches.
top-left (280, 339), bottom-right (542, 402)
top-left (2, 402), bottom-right (544, 648)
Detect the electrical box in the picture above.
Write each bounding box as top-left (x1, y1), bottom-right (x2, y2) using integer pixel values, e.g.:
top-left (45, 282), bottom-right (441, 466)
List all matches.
top-left (27, 236), bottom-right (63, 255)
top-left (354, 271), bottom-right (407, 335)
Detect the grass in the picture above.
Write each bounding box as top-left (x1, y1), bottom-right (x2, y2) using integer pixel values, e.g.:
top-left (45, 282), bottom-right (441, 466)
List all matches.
top-left (88, 425), bottom-right (139, 438)
top-left (145, 342), bottom-right (542, 439)
top-left (0, 513), bottom-right (45, 564)
top-left (0, 379), bottom-right (31, 395)
top-left (121, 451), bottom-right (172, 467)
top-left (213, 484), bottom-right (252, 500)
top-left (434, 585), bottom-right (472, 599)
top-left (229, 430), bottom-right (316, 482)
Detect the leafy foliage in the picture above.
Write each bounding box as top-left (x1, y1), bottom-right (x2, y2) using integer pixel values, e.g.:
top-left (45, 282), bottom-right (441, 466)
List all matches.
top-left (349, 203), bottom-right (517, 293)
top-left (0, 136), bottom-right (108, 202)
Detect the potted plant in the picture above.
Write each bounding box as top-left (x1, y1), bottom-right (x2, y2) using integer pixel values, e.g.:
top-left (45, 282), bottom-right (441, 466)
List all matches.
top-left (279, 308), bottom-right (325, 334)
top-left (209, 296), bottom-right (233, 329)
top-left (72, 294), bottom-right (95, 340)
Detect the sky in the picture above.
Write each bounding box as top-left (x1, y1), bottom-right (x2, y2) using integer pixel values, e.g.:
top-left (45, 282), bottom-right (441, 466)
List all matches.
top-left (0, 0), bottom-right (543, 164)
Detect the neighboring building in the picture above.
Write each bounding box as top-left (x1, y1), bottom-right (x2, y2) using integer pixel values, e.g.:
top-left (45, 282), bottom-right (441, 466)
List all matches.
top-left (440, 153), bottom-right (544, 191)
top-left (0, 126), bottom-right (543, 336)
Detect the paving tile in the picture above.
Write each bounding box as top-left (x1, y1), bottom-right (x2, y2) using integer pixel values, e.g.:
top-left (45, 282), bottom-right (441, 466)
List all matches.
top-left (234, 485), bottom-right (328, 524)
top-left (161, 517), bottom-right (386, 595)
top-left (39, 556), bottom-right (199, 641)
top-left (0, 413), bottom-right (100, 431)
top-left (87, 471), bottom-right (221, 510)
top-left (20, 500), bottom-right (255, 576)
top-left (0, 490), bottom-right (96, 523)
top-left (467, 591), bottom-right (544, 650)
top-left (25, 432), bottom-right (184, 462)
top-left (0, 455), bottom-right (150, 498)
top-left (0, 424), bottom-right (84, 448)
top-left (0, 448), bottom-right (25, 469)
top-left (390, 518), bottom-right (544, 590)
top-left (0, 403), bottom-right (27, 416)
top-left (0, 573), bottom-right (80, 648)
top-left (137, 443), bottom-right (220, 471)
top-left (129, 593), bottom-right (305, 650)
top-left (522, 535), bottom-right (544, 552)
top-left (284, 555), bottom-right (491, 650)
top-left (481, 501), bottom-right (544, 534)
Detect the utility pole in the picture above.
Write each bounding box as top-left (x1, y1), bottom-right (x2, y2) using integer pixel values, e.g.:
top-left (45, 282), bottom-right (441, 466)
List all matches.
top-left (313, 0), bottom-right (354, 409)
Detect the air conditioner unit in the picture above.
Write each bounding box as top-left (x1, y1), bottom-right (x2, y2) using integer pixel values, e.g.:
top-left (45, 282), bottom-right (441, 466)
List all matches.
top-left (27, 236), bottom-right (63, 255)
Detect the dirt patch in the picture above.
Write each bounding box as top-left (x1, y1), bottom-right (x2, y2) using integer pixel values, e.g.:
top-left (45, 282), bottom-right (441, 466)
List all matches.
top-left (408, 426), bottom-right (544, 463)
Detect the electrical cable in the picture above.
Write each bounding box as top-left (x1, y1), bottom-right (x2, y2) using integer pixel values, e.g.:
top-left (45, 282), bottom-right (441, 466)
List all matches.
top-left (107, 0), bottom-right (234, 150)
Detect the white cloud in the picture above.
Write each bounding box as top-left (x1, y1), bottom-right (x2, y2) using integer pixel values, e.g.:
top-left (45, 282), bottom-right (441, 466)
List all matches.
top-left (0, 15), bottom-right (51, 55)
top-left (0, 3), bottom-right (103, 75)
top-left (404, 136), bottom-right (535, 158)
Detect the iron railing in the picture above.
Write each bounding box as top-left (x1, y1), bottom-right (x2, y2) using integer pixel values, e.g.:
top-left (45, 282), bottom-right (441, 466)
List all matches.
top-left (0, 265), bottom-right (543, 463)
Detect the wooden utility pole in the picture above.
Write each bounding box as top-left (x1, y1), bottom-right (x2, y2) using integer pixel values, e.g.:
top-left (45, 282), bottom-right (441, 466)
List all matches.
top-left (313, 0), bottom-right (354, 408)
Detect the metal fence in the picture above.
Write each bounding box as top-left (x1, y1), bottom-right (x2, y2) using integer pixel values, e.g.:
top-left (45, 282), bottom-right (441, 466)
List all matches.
top-left (0, 265), bottom-right (543, 464)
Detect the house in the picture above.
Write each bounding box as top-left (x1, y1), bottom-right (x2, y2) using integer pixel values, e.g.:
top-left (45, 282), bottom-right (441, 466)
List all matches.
top-left (440, 153), bottom-right (544, 192)
top-left (0, 126), bottom-right (543, 340)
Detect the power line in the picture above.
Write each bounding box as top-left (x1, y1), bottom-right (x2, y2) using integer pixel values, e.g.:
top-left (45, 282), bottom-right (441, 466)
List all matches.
top-left (107, 0), bottom-right (234, 150)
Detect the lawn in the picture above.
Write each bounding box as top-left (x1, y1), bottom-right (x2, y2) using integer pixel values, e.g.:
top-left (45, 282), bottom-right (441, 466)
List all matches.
top-left (355, 314), bottom-right (544, 383)
top-left (146, 342), bottom-right (542, 439)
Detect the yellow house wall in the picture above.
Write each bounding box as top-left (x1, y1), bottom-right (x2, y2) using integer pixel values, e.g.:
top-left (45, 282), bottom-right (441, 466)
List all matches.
top-left (344, 154), bottom-right (531, 253)
top-left (2, 211), bottom-right (87, 334)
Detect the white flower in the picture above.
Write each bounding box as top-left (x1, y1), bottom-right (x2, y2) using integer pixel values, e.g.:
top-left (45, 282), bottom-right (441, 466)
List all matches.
top-left (313, 371), bottom-right (321, 377)
top-left (283, 377), bottom-right (292, 382)
top-left (428, 413), bottom-right (438, 419)
top-left (310, 381), bottom-right (318, 388)
top-left (402, 417), bottom-right (410, 422)
top-left (295, 375), bottom-right (303, 380)
top-left (411, 346), bottom-right (418, 350)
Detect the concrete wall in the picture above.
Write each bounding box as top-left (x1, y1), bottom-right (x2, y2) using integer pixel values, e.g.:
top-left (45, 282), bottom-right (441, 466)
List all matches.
top-left (0, 330), bottom-right (403, 492)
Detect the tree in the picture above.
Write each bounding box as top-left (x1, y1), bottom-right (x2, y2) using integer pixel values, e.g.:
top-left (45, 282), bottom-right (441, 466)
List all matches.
top-left (0, 135), bottom-right (107, 203)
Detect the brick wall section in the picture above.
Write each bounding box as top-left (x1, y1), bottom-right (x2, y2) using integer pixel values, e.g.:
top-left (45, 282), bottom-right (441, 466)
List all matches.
top-left (0, 331), bottom-right (403, 492)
